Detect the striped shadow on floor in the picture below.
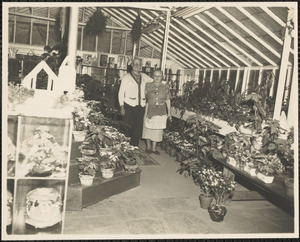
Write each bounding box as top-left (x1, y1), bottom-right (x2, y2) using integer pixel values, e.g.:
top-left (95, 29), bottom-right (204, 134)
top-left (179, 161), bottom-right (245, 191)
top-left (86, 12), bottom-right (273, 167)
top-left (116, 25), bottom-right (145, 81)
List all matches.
top-left (135, 149), bottom-right (160, 166)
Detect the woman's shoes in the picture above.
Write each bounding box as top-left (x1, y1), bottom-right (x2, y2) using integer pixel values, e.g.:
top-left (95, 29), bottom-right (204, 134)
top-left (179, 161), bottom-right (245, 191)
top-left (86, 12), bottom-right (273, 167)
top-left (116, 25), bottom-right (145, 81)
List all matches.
top-left (152, 150), bottom-right (160, 155)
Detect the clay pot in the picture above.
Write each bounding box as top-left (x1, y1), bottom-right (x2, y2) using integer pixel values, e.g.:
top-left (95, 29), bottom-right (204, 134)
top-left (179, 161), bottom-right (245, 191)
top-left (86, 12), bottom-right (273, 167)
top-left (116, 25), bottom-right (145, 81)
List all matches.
top-left (169, 148), bottom-right (176, 157)
top-left (199, 194), bottom-right (213, 209)
top-left (208, 205), bottom-right (227, 222)
top-left (79, 173), bottom-right (94, 186)
top-left (176, 152), bottom-right (182, 162)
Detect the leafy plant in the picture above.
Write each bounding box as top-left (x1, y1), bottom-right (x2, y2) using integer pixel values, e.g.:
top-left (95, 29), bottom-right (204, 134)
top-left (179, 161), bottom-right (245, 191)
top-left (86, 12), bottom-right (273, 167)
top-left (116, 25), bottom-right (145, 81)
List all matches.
top-left (85, 8), bottom-right (108, 36)
top-left (77, 156), bottom-right (99, 176)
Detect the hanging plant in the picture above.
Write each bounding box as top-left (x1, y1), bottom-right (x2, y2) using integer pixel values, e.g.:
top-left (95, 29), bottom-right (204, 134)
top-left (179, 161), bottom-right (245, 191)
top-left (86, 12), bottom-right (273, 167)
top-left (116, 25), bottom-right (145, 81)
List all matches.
top-left (131, 13), bottom-right (142, 43)
top-left (85, 8), bottom-right (108, 36)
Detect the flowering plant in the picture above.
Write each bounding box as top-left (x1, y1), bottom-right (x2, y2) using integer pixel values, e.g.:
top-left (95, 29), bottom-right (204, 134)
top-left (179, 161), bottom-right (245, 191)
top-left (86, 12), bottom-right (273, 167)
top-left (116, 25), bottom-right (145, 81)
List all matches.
top-left (209, 171), bottom-right (237, 206)
top-left (8, 83), bottom-right (35, 109)
top-left (77, 156), bottom-right (99, 176)
top-left (194, 166), bottom-right (216, 197)
top-left (98, 147), bottom-right (121, 169)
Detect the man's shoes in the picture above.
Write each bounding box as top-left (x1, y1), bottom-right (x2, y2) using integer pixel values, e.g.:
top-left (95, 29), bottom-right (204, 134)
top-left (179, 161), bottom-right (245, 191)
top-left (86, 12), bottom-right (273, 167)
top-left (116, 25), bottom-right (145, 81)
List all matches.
top-left (146, 149), bottom-right (152, 154)
top-left (152, 150), bottom-right (160, 155)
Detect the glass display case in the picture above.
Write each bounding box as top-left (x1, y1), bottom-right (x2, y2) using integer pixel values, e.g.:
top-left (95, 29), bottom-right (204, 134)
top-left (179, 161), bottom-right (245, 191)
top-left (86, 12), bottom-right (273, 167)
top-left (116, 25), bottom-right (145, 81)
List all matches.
top-left (5, 115), bottom-right (72, 235)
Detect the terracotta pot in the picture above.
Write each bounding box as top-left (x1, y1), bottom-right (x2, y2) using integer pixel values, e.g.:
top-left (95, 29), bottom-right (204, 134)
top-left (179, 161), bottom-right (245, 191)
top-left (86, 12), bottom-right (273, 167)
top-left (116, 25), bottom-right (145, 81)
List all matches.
top-left (101, 168), bottom-right (114, 179)
top-left (283, 178), bottom-right (294, 197)
top-left (208, 205), bottom-right (227, 222)
top-left (199, 194), bottom-right (213, 209)
top-left (176, 152), bottom-right (182, 162)
top-left (169, 148), bottom-right (176, 157)
top-left (160, 142), bottom-right (166, 150)
top-left (79, 173), bottom-right (94, 186)
top-left (165, 145), bottom-right (170, 154)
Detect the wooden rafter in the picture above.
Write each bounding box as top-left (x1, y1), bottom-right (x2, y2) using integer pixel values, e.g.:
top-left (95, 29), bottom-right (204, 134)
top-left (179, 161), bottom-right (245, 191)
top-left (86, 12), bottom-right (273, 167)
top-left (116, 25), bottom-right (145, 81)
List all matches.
top-left (174, 18), bottom-right (231, 67)
top-left (194, 15), bottom-right (252, 67)
top-left (217, 7), bottom-right (280, 61)
top-left (260, 6), bottom-right (286, 27)
top-left (185, 18), bottom-right (241, 67)
top-left (204, 12), bottom-right (265, 66)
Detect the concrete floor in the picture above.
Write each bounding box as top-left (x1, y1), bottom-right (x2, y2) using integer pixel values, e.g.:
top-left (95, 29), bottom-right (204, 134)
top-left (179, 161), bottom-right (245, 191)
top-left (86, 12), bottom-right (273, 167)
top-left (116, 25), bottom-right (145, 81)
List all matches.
top-left (63, 142), bottom-right (295, 239)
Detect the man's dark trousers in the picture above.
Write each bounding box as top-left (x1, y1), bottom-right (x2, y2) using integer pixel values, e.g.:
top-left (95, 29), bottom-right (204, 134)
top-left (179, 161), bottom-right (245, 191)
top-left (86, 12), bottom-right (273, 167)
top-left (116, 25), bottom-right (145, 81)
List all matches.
top-left (124, 103), bottom-right (145, 147)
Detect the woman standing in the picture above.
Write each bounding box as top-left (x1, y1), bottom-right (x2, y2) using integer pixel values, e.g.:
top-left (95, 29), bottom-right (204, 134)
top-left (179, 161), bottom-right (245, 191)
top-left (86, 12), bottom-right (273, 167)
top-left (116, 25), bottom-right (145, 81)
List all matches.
top-left (142, 69), bottom-right (172, 154)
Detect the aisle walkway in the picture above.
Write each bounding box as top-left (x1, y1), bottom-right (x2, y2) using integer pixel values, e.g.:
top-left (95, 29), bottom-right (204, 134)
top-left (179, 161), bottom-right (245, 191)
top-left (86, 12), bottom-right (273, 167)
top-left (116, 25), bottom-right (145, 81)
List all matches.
top-left (64, 143), bottom-right (294, 238)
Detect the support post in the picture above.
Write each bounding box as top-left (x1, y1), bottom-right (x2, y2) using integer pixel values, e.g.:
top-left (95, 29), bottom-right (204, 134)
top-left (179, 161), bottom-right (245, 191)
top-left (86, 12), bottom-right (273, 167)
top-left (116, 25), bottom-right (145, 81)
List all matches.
top-left (273, 10), bottom-right (293, 120)
top-left (67, 6), bottom-right (79, 68)
top-left (160, 9), bottom-right (171, 70)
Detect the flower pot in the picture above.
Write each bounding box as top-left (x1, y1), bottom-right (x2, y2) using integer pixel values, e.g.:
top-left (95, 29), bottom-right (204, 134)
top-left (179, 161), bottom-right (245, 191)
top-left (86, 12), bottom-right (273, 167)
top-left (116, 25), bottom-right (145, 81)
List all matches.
top-left (80, 149), bottom-right (96, 157)
top-left (101, 168), bottom-right (114, 179)
top-left (124, 164), bottom-right (138, 173)
top-left (79, 173), bottom-right (94, 186)
top-left (165, 145), bottom-right (170, 154)
top-left (160, 142), bottom-right (166, 150)
top-left (208, 205), bottom-right (227, 222)
top-left (199, 194), bottom-right (214, 210)
top-left (226, 156), bottom-right (237, 167)
top-left (176, 152), bottom-right (182, 162)
top-left (257, 172), bottom-right (274, 184)
top-left (73, 130), bottom-right (87, 142)
top-left (283, 178), bottom-right (294, 197)
top-left (169, 148), bottom-right (176, 157)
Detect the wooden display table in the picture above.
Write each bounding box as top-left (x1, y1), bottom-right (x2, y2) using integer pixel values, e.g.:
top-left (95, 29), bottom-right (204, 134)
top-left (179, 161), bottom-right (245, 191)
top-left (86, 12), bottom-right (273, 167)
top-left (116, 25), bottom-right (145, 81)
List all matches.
top-left (211, 152), bottom-right (294, 216)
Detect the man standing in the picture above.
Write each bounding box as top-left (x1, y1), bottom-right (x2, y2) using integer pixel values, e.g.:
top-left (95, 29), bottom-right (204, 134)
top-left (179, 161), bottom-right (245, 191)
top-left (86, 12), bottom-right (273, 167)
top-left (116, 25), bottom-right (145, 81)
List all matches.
top-left (118, 58), bottom-right (153, 147)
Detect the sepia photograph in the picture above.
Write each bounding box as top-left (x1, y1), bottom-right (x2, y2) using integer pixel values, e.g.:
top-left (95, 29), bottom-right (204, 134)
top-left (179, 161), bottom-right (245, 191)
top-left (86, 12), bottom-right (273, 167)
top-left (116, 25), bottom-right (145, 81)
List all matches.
top-left (2, 1), bottom-right (298, 241)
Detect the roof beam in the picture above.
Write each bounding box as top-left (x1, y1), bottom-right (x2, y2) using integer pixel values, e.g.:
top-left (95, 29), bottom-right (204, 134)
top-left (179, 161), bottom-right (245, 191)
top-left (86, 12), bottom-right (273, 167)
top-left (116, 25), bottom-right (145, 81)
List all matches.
top-left (132, 9), bottom-right (208, 68)
top-left (238, 7), bottom-right (294, 58)
top-left (260, 6), bottom-right (285, 27)
top-left (181, 7), bottom-right (213, 19)
top-left (217, 7), bottom-right (280, 62)
top-left (194, 15), bottom-right (252, 66)
top-left (143, 10), bottom-right (214, 67)
top-left (104, 8), bottom-right (193, 68)
top-left (174, 18), bottom-right (231, 67)
top-left (185, 18), bottom-right (241, 67)
top-left (204, 12), bottom-right (265, 66)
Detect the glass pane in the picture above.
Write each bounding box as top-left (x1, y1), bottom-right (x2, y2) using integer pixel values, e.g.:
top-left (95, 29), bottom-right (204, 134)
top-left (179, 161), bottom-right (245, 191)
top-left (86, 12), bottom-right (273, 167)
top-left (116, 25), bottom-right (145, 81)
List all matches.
top-left (97, 30), bottom-right (111, 53)
top-left (48, 21), bottom-right (60, 47)
top-left (125, 32), bottom-right (133, 56)
top-left (83, 31), bottom-right (96, 52)
top-left (212, 70), bottom-right (219, 82)
top-left (16, 7), bottom-right (32, 15)
top-left (78, 7), bottom-right (83, 22)
top-left (50, 7), bottom-right (61, 19)
top-left (153, 49), bottom-right (161, 59)
top-left (236, 70), bottom-right (244, 93)
top-left (15, 16), bottom-right (31, 44)
top-left (32, 19), bottom-right (47, 46)
top-left (248, 69), bottom-right (259, 93)
top-left (9, 16), bottom-right (15, 43)
top-left (9, 7), bottom-right (16, 13)
top-left (220, 70), bottom-right (227, 81)
top-left (77, 27), bottom-right (82, 50)
top-left (140, 41), bottom-right (152, 58)
top-left (112, 30), bottom-right (126, 54)
top-left (205, 70), bottom-right (211, 82)
top-left (228, 70), bottom-right (237, 93)
top-left (198, 70), bottom-right (204, 84)
top-left (32, 7), bottom-right (48, 17)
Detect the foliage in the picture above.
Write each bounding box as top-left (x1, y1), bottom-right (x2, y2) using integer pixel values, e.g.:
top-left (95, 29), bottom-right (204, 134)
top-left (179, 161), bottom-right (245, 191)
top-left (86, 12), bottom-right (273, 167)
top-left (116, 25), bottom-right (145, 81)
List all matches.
top-left (85, 8), bottom-right (108, 36)
top-left (8, 83), bottom-right (35, 106)
top-left (77, 156), bottom-right (99, 176)
top-left (256, 154), bottom-right (285, 176)
top-left (131, 13), bottom-right (142, 43)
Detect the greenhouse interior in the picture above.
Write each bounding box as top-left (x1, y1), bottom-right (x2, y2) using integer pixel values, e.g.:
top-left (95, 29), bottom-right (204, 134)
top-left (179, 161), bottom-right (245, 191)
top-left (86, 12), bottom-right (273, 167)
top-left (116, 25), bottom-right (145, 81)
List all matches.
top-left (2, 2), bottom-right (298, 240)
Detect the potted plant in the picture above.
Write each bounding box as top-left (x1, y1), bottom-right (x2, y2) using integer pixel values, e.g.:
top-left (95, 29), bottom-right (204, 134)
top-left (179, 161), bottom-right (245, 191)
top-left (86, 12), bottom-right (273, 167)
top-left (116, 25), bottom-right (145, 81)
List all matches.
top-left (77, 156), bottom-right (99, 186)
top-left (119, 143), bottom-right (139, 173)
top-left (208, 171), bottom-right (237, 222)
top-left (194, 165), bottom-right (216, 209)
top-left (283, 178), bottom-right (294, 197)
top-left (99, 147), bottom-right (120, 179)
top-left (256, 154), bottom-right (285, 184)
